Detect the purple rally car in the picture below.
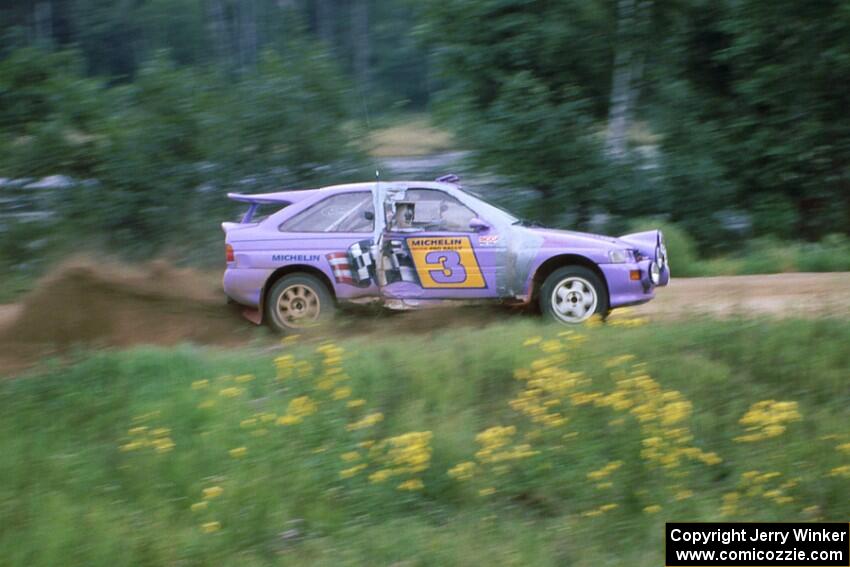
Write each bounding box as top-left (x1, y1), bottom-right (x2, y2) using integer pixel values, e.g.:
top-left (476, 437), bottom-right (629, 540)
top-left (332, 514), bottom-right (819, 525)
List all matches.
top-left (222, 177), bottom-right (669, 331)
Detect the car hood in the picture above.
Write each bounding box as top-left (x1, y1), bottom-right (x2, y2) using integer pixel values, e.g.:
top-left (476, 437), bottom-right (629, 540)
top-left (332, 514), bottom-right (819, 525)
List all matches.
top-left (524, 227), bottom-right (632, 250)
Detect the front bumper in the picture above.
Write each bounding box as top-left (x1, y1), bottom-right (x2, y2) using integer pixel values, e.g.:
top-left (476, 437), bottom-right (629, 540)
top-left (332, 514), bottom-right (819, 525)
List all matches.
top-left (601, 260), bottom-right (668, 308)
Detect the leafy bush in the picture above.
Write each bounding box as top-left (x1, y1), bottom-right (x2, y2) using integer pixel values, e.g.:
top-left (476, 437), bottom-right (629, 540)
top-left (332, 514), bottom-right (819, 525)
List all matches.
top-left (797, 235), bottom-right (850, 273)
top-left (737, 237), bottom-right (800, 275)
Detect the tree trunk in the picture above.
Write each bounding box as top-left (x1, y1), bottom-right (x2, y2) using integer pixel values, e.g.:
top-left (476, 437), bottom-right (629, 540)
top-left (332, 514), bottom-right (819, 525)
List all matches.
top-left (239, 0), bottom-right (258, 69)
top-left (34, 1), bottom-right (53, 46)
top-left (207, 0), bottom-right (231, 68)
top-left (316, 0), bottom-right (334, 45)
top-left (604, 0), bottom-right (636, 161)
top-left (605, 0), bottom-right (651, 161)
top-left (351, 0), bottom-right (370, 88)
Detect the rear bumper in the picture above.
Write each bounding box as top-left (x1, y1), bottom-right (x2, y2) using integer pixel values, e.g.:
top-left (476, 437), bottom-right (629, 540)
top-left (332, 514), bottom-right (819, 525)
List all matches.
top-left (600, 261), bottom-right (659, 309)
top-left (223, 267), bottom-right (273, 308)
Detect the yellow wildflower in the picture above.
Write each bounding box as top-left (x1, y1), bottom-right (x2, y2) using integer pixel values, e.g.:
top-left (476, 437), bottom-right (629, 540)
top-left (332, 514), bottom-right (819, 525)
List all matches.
top-left (339, 464), bottom-right (368, 479)
top-left (191, 379), bottom-right (209, 390)
top-left (229, 447), bottom-right (247, 459)
top-left (235, 374), bottom-right (254, 383)
top-left (735, 400), bottom-right (801, 442)
top-left (346, 412), bottom-right (384, 431)
top-left (341, 451), bottom-right (360, 462)
top-left (398, 479), bottom-right (424, 491)
top-left (675, 489), bottom-right (694, 501)
top-left (152, 437), bottom-right (175, 453)
top-left (448, 461), bottom-right (476, 481)
top-left (203, 486), bottom-right (223, 500)
top-left (829, 465), bottom-right (850, 478)
top-left (276, 415), bottom-right (301, 426)
top-left (202, 521), bottom-right (221, 533)
top-left (643, 505), bottom-right (662, 514)
top-left (479, 487), bottom-right (496, 497)
top-left (191, 501), bottom-right (208, 512)
top-left (219, 387), bottom-right (243, 398)
top-left (347, 398), bottom-right (366, 409)
top-left (332, 386), bottom-right (352, 400)
top-left (368, 469), bottom-right (393, 483)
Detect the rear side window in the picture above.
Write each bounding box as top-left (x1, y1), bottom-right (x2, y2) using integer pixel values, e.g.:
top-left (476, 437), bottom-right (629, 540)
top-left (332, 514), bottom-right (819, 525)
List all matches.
top-left (279, 192), bottom-right (374, 233)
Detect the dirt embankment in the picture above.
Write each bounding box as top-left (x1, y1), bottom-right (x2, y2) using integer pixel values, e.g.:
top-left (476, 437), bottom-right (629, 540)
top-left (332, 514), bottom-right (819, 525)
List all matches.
top-left (0, 258), bottom-right (255, 371)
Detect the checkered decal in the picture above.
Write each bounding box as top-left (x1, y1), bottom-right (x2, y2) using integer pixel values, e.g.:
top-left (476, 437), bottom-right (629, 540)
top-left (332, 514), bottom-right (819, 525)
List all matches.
top-left (327, 240), bottom-right (377, 287)
top-left (348, 240), bottom-right (374, 284)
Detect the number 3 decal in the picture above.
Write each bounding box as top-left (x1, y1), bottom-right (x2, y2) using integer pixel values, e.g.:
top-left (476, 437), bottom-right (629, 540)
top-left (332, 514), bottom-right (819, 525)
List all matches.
top-left (406, 236), bottom-right (486, 289)
top-left (425, 250), bottom-right (466, 284)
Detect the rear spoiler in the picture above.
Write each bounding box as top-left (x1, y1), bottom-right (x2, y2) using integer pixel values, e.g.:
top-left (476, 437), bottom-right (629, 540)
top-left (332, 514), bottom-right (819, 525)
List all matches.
top-left (226, 190), bottom-right (319, 226)
top-left (227, 192), bottom-right (298, 205)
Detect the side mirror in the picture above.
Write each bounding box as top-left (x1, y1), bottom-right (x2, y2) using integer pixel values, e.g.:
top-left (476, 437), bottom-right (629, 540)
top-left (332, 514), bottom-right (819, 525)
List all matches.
top-left (469, 217), bottom-right (490, 232)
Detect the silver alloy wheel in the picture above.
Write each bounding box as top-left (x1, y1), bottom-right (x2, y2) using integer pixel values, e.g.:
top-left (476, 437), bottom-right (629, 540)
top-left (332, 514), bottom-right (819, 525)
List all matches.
top-left (277, 284), bottom-right (321, 328)
top-left (551, 276), bottom-right (598, 323)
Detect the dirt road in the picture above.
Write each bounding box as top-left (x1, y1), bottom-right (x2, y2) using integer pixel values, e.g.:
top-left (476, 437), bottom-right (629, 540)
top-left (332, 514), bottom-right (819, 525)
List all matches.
top-left (0, 262), bottom-right (847, 374)
top-left (630, 272), bottom-right (850, 320)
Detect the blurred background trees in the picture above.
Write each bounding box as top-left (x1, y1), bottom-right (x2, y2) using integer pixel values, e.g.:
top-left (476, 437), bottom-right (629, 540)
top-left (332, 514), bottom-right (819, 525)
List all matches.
top-left (0, 0), bottom-right (849, 261)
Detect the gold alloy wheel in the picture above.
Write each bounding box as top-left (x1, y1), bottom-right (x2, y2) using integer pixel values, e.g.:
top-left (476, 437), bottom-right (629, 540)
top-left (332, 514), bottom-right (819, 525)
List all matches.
top-left (276, 284), bottom-right (321, 328)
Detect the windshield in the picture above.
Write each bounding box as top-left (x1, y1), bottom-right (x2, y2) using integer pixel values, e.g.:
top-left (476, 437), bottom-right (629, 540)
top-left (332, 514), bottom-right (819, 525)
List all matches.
top-left (453, 186), bottom-right (547, 226)
top-left (452, 186), bottom-right (521, 224)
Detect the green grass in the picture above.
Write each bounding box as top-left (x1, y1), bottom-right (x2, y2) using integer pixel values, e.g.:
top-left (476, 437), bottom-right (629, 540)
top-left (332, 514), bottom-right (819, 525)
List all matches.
top-left (2, 318), bottom-right (849, 566)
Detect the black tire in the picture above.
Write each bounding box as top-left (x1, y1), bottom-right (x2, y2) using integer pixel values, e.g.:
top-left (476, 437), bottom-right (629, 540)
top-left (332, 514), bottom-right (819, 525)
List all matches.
top-left (264, 273), bottom-right (335, 333)
top-left (539, 266), bottom-right (609, 325)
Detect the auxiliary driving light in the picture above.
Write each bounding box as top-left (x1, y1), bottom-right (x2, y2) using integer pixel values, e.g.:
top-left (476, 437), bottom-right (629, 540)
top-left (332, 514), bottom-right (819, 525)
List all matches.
top-left (649, 261), bottom-right (661, 285)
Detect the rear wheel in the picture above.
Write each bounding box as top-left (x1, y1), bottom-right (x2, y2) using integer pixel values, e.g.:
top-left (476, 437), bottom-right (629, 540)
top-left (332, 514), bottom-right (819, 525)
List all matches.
top-left (539, 266), bottom-right (609, 324)
top-left (265, 274), bottom-right (334, 333)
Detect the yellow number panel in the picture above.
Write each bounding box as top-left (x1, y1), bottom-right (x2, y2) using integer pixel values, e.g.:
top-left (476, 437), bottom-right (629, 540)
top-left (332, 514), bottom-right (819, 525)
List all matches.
top-left (406, 236), bottom-right (486, 289)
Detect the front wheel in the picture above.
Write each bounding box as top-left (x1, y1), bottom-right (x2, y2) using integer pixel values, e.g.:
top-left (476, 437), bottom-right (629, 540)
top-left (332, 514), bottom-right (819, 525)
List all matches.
top-left (265, 273), bottom-right (335, 333)
top-left (539, 266), bottom-right (609, 324)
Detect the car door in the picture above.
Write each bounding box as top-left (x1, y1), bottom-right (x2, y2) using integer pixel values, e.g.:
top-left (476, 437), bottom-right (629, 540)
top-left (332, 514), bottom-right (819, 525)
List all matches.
top-left (378, 188), bottom-right (500, 300)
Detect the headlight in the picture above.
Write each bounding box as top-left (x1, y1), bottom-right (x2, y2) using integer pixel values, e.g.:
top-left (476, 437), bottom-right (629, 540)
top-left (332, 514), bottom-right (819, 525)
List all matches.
top-left (608, 249), bottom-right (631, 263)
top-left (649, 261), bottom-right (661, 285)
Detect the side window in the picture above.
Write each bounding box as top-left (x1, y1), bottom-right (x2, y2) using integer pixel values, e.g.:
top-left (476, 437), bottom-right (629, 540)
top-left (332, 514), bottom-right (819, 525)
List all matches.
top-left (405, 189), bottom-right (476, 232)
top-left (279, 192), bottom-right (374, 233)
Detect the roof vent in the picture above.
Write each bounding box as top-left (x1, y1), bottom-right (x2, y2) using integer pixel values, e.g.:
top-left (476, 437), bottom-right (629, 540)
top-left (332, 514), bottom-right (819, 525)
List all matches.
top-left (435, 174), bottom-right (460, 184)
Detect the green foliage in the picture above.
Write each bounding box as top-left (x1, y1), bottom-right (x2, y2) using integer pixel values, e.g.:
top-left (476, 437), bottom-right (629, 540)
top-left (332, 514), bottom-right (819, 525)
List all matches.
top-left (420, 0), bottom-right (850, 246)
top-left (797, 235), bottom-right (850, 273)
top-left (686, 233), bottom-right (850, 276)
top-left (2, 318), bottom-right (849, 565)
top-left (0, 45), bottom-right (367, 256)
top-left (419, 0), bottom-right (620, 225)
top-left (657, 0), bottom-right (850, 241)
